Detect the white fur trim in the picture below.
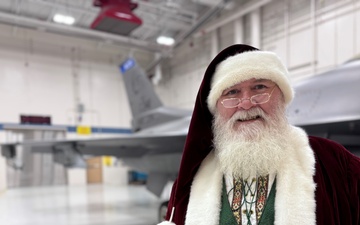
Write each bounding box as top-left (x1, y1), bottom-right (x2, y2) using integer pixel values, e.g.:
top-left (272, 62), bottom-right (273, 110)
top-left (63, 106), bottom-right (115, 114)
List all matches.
top-left (157, 207), bottom-right (176, 225)
top-left (185, 151), bottom-right (222, 225)
top-left (185, 126), bottom-right (316, 225)
top-left (157, 222), bottom-right (176, 225)
top-left (207, 51), bottom-right (294, 114)
top-left (274, 126), bottom-right (316, 225)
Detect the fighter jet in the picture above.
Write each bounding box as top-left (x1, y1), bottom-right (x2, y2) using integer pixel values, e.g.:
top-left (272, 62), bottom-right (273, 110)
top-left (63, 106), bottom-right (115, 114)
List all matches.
top-left (2, 55), bottom-right (360, 199)
top-left (1, 58), bottom-right (191, 197)
top-left (287, 56), bottom-right (360, 155)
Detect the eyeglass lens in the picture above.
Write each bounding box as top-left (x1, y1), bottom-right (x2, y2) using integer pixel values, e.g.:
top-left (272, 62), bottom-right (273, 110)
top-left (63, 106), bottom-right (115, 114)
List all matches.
top-left (221, 93), bottom-right (270, 108)
top-left (221, 86), bottom-right (276, 108)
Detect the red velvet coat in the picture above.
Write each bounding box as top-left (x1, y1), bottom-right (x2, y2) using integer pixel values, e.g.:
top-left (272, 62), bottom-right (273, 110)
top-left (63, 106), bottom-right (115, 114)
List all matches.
top-left (163, 45), bottom-right (360, 225)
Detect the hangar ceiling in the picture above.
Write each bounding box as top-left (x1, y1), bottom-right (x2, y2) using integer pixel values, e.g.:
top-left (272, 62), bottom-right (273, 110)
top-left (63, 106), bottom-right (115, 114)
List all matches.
top-left (0, 0), bottom-right (238, 54)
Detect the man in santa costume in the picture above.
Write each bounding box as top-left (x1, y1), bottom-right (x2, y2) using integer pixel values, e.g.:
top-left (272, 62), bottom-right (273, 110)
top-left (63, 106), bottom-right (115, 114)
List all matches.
top-left (159, 44), bottom-right (360, 225)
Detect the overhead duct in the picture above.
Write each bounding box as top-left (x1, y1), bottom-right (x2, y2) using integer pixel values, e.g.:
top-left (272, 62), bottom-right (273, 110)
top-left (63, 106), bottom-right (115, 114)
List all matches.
top-left (91, 0), bottom-right (142, 35)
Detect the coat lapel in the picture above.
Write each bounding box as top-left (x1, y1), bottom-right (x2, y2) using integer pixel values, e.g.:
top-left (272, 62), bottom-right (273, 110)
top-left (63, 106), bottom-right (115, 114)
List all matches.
top-left (185, 151), bottom-right (222, 225)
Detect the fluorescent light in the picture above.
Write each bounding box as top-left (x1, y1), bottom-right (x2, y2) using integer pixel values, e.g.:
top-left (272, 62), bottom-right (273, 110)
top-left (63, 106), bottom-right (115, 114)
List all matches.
top-left (115, 12), bottom-right (132, 19)
top-left (53, 14), bottom-right (75, 25)
top-left (156, 36), bottom-right (175, 46)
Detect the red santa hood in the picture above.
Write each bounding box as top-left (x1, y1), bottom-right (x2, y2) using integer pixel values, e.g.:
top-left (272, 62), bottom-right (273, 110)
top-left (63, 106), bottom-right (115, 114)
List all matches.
top-left (163, 44), bottom-right (259, 225)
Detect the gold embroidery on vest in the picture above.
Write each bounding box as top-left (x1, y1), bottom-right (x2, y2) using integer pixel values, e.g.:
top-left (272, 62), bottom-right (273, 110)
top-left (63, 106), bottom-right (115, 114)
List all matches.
top-left (230, 175), bottom-right (269, 225)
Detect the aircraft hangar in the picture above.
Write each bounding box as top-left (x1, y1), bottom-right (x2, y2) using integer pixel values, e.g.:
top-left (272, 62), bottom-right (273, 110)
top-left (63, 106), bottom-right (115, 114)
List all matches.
top-left (0, 0), bottom-right (359, 224)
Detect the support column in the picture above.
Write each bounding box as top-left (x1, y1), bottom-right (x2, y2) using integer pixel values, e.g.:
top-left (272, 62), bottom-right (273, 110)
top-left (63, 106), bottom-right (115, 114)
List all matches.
top-left (211, 29), bottom-right (219, 59)
top-left (310, 0), bottom-right (317, 75)
top-left (234, 17), bottom-right (244, 44)
top-left (0, 155), bottom-right (6, 193)
top-left (250, 8), bottom-right (261, 48)
top-left (152, 53), bottom-right (162, 85)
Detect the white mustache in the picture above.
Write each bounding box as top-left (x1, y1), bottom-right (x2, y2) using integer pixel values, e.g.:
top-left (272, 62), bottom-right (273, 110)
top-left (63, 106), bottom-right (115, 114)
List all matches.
top-left (229, 107), bottom-right (267, 123)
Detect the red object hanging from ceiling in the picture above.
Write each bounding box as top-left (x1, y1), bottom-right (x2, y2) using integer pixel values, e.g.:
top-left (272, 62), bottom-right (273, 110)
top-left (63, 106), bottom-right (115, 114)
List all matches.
top-left (91, 0), bottom-right (142, 35)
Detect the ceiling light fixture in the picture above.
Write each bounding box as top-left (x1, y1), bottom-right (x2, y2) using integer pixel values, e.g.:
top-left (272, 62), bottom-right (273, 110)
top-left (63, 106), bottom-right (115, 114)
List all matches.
top-left (53, 14), bottom-right (75, 25)
top-left (156, 36), bottom-right (175, 46)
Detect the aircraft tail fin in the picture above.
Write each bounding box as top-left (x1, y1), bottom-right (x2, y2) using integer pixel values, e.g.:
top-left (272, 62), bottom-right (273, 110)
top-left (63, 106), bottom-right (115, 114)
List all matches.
top-left (120, 58), bottom-right (163, 130)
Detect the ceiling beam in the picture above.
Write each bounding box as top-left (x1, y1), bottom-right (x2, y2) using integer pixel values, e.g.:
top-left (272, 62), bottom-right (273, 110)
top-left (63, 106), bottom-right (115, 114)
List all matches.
top-left (194, 0), bottom-right (272, 37)
top-left (135, 0), bottom-right (198, 20)
top-left (145, 0), bottom-right (229, 72)
top-left (28, 0), bottom-right (194, 29)
top-left (0, 10), bottom-right (162, 53)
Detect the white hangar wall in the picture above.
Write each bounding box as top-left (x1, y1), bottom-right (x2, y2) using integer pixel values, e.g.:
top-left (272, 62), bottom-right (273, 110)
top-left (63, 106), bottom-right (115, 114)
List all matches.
top-left (0, 23), bottom-right (154, 129)
top-left (262, 0), bottom-right (360, 78)
top-left (155, 36), bottom-right (212, 109)
top-left (0, 25), bottom-right (155, 189)
top-left (0, 0), bottom-right (358, 126)
top-left (157, 0), bottom-right (360, 110)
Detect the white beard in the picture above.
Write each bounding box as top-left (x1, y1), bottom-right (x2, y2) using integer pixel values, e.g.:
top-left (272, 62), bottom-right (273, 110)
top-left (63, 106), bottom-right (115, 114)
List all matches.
top-left (213, 105), bottom-right (292, 179)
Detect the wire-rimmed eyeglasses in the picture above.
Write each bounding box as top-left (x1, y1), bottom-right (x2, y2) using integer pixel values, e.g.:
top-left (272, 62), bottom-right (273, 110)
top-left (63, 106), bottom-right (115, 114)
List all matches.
top-left (220, 87), bottom-right (276, 108)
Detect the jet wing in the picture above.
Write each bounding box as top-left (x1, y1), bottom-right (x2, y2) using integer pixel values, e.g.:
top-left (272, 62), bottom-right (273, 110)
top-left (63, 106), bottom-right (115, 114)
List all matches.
top-left (287, 59), bottom-right (360, 153)
top-left (1, 132), bottom-right (187, 197)
top-left (78, 133), bottom-right (186, 157)
top-left (2, 132), bottom-right (186, 159)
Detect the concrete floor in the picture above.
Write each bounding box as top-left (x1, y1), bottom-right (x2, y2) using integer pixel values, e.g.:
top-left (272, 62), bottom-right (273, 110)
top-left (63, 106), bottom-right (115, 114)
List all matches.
top-left (0, 184), bottom-right (161, 225)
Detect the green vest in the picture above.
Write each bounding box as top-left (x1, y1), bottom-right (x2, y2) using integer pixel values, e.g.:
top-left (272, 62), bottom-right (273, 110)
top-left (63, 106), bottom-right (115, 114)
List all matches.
top-left (219, 178), bottom-right (276, 225)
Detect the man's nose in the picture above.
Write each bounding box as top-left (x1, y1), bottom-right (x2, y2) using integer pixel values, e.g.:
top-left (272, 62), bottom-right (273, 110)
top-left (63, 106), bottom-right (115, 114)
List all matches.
top-left (237, 91), bottom-right (255, 110)
top-left (237, 98), bottom-right (254, 110)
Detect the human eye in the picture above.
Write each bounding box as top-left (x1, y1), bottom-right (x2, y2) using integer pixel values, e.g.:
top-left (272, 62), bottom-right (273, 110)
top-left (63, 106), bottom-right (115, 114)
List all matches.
top-left (223, 88), bottom-right (239, 96)
top-left (252, 84), bottom-right (268, 91)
